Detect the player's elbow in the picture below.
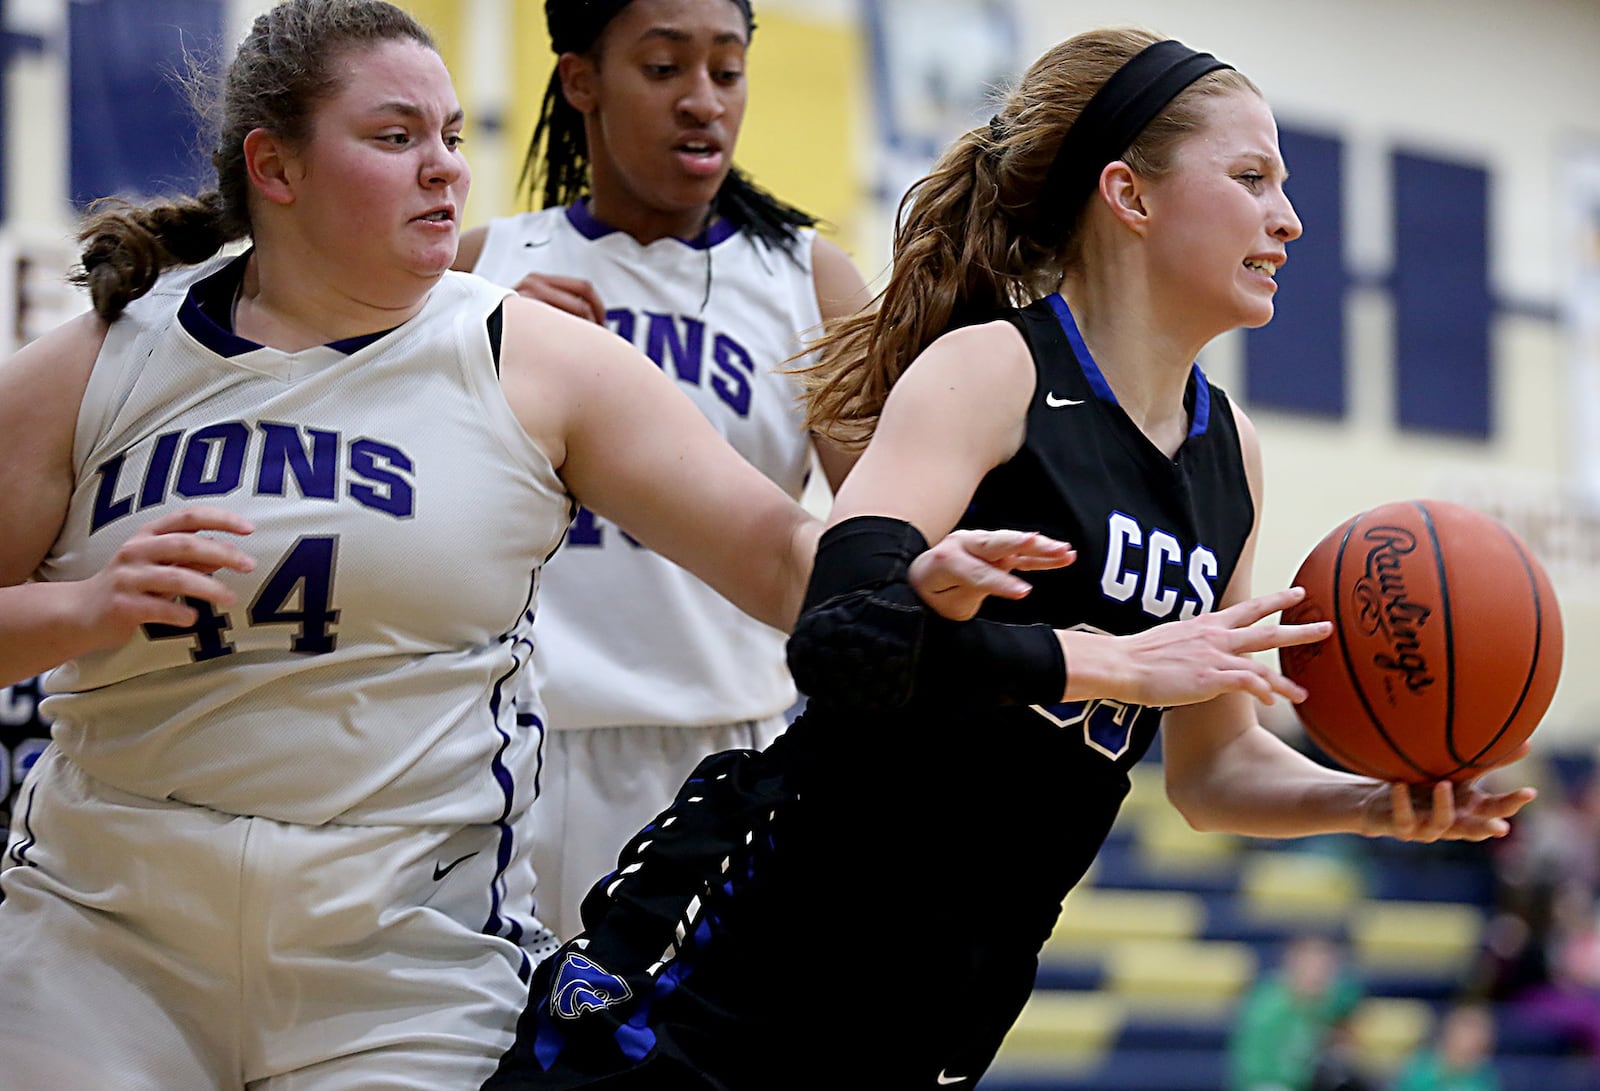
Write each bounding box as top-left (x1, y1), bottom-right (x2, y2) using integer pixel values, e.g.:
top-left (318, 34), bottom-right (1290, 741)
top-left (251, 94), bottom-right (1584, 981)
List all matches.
top-left (785, 589), bottom-right (922, 710)
top-left (1164, 771), bottom-right (1230, 833)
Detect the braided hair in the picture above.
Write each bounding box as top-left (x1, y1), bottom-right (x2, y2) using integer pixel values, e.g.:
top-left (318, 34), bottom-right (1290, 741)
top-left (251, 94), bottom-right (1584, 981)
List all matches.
top-left (523, 0), bottom-right (815, 255)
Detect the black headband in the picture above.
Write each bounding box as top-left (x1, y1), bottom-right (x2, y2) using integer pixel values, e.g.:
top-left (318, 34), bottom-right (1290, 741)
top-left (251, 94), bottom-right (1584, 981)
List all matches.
top-left (1039, 39), bottom-right (1233, 240)
top-left (547, 0), bottom-right (754, 54)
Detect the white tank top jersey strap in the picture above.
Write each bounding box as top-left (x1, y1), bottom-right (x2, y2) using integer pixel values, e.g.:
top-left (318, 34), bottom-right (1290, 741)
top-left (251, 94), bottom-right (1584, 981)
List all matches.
top-left (34, 253), bottom-right (572, 827)
top-left (473, 203), bottom-right (823, 731)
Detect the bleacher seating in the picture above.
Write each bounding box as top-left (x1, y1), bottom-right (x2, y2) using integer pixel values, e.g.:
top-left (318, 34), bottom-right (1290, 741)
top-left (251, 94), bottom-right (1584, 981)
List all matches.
top-left (980, 752), bottom-right (1600, 1091)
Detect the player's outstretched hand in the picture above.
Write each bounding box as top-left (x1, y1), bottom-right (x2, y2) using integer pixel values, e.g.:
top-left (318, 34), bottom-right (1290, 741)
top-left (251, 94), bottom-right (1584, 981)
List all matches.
top-left (910, 529), bottom-right (1077, 621)
top-left (512, 272), bottom-right (607, 326)
top-left (71, 506), bottom-right (256, 651)
top-left (1073, 586), bottom-right (1334, 707)
top-left (1362, 755), bottom-right (1539, 842)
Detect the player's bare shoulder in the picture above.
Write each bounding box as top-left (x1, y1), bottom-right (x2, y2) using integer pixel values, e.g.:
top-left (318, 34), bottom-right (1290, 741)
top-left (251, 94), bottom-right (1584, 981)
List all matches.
top-left (496, 293), bottom-right (662, 471)
top-left (0, 310), bottom-right (111, 455)
top-left (0, 309), bottom-right (110, 388)
top-left (809, 234), bottom-right (871, 322)
top-left (867, 318), bottom-right (1035, 479)
top-left (900, 318), bottom-right (1036, 416)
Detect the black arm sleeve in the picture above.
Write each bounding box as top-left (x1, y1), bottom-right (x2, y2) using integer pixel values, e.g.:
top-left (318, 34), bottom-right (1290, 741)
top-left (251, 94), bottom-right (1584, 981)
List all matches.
top-left (785, 515), bottom-right (1067, 710)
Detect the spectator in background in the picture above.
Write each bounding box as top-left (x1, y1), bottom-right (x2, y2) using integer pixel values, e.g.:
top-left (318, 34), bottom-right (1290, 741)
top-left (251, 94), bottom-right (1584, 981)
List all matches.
top-left (1229, 934), bottom-right (1368, 1091)
top-left (1390, 1003), bottom-right (1501, 1091)
top-left (0, 676), bottom-right (50, 845)
top-left (1491, 754), bottom-right (1600, 928)
top-left (1498, 880), bottom-right (1600, 1056)
top-left (1474, 754), bottom-right (1600, 1059)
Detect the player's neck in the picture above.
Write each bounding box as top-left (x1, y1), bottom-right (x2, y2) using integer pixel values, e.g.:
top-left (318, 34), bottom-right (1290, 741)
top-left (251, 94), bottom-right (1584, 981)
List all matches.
top-left (1058, 277), bottom-right (1197, 434)
top-left (235, 249), bottom-right (430, 352)
top-left (582, 192), bottom-right (718, 246)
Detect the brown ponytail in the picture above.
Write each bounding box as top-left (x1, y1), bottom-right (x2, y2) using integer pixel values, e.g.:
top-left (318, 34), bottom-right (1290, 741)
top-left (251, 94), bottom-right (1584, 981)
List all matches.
top-left (797, 27), bottom-right (1257, 447)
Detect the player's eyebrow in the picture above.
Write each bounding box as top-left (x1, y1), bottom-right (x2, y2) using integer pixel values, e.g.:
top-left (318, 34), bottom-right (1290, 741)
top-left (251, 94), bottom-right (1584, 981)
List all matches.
top-left (370, 101), bottom-right (465, 127)
top-left (638, 26), bottom-right (746, 46)
top-left (1233, 149), bottom-right (1289, 182)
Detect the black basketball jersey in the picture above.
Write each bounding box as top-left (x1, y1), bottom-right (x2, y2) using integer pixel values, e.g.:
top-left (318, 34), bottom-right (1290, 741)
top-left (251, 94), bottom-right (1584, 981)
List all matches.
top-left (960, 291), bottom-right (1255, 763)
top-left (484, 294), bottom-right (1256, 1091)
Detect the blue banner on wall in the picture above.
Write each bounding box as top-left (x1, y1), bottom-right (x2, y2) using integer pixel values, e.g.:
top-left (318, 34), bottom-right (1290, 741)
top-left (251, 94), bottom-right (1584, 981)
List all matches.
top-left (1244, 126), bottom-right (1348, 417)
top-left (1394, 151), bottom-right (1492, 437)
top-left (68, 0), bottom-right (224, 207)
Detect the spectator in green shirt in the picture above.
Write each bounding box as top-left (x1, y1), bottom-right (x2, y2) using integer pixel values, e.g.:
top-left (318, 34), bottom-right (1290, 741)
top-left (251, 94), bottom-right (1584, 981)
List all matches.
top-left (1391, 1003), bottom-right (1501, 1091)
top-left (1229, 934), bottom-right (1367, 1091)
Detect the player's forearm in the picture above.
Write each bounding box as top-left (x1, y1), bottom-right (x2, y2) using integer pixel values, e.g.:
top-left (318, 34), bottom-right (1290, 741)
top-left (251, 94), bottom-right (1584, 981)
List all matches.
top-left (1167, 722), bottom-right (1380, 838)
top-left (0, 581), bottom-right (99, 687)
top-left (775, 515), bottom-right (822, 631)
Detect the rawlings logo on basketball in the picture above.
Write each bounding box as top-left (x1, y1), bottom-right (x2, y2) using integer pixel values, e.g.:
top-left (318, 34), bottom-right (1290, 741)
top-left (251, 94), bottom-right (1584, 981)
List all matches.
top-left (1351, 525), bottom-right (1435, 695)
top-left (1281, 499), bottom-right (1562, 784)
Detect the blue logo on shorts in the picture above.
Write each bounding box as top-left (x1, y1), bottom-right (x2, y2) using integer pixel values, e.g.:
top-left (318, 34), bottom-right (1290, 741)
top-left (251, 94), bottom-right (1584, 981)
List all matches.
top-left (550, 951), bottom-right (634, 1020)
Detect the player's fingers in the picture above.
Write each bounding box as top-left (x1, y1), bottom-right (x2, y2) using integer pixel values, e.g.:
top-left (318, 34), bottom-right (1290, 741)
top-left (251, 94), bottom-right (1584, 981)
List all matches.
top-left (122, 564), bottom-right (241, 607)
top-left (1427, 777), bottom-right (1465, 838)
top-left (1218, 586), bottom-right (1309, 627)
top-left (135, 593), bottom-right (211, 628)
top-left (1390, 782), bottom-right (1418, 837)
top-left (573, 282), bottom-right (607, 325)
top-left (1475, 786), bottom-right (1538, 820)
top-left (537, 273), bottom-right (602, 299)
top-left (1004, 547), bottom-right (1078, 573)
top-left (124, 532), bottom-right (256, 576)
top-left (1450, 793), bottom-right (1513, 840)
top-left (1239, 651), bottom-right (1314, 703)
top-left (550, 288), bottom-right (604, 322)
top-left (513, 280), bottom-right (582, 316)
top-left (922, 538), bottom-right (1037, 588)
top-left (515, 275), bottom-right (606, 324)
top-left (551, 284), bottom-right (606, 325)
top-left (1233, 619), bottom-right (1334, 654)
top-left (515, 273), bottom-right (581, 295)
top-left (1218, 665), bottom-right (1283, 705)
top-left (936, 555), bottom-right (1032, 599)
top-left (172, 536), bottom-right (256, 574)
top-left (136, 506), bottom-right (255, 538)
top-left (1416, 780), bottom-right (1455, 841)
top-left (909, 553), bottom-right (1026, 619)
top-left (1261, 669), bottom-right (1309, 704)
top-left (952, 530), bottom-right (1043, 561)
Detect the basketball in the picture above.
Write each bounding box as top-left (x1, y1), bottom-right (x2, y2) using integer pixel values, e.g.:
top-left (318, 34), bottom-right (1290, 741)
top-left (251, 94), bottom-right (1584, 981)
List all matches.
top-left (1277, 499), bottom-right (1563, 783)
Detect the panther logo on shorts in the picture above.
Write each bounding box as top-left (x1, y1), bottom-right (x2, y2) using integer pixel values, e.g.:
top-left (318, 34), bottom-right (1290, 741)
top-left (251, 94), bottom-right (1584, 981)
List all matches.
top-left (550, 951), bottom-right (634, 1019)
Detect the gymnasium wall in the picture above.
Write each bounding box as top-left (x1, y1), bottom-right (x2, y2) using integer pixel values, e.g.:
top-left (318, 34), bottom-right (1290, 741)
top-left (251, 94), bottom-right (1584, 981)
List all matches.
top-left (2, 0), bottom-right (1597, 748)
top-left (766, 0), bottom-right (1600, 749)
top-left (1005, 0), bottom-right (1600, 746)
top-left (754, 0), bottom-right (1600, 748)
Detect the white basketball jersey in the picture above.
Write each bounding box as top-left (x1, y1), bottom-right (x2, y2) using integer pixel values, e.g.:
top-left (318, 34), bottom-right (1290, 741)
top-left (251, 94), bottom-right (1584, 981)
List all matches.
top-left (472, 204), bottom-right (822, 729)
top-left (36, 254), bottom-right (571, 826)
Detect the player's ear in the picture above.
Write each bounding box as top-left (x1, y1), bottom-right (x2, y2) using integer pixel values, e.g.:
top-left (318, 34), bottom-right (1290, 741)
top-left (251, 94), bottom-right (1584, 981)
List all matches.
top-left (244, 127), bottom-right (300, 206)
top-left (557, 52), bottom-right (599, 114)
top-left (1100, 162), bottom-right (1148, 234)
